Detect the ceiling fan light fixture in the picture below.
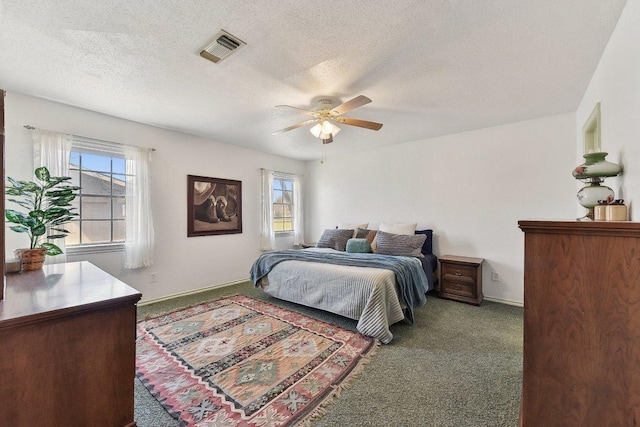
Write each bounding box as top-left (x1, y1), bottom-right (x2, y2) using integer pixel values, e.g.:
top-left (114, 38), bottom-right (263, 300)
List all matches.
top-left (310, 123), bottom-right (323, 138)
top-left (321, 120), bottom-right (336, 134)
top-left (310, 121), bottom-right (340, 139)
top-left (274, 95), bottom-right (382, 144)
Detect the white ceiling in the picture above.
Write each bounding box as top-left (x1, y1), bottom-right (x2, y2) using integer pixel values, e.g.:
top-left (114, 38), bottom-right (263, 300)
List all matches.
top-left (0, 0), bottom-right (628, 161)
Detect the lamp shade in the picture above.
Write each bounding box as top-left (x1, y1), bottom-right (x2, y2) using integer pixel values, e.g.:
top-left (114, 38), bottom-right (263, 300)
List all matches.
top-left (310, 123), bottom-right (322, 138)
top-left (573, 152), bottom-right (621, 179)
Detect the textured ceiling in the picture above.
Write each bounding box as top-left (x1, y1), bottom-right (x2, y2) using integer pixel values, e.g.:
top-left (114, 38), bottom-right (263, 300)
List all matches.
top-left (0, 0), bottom-right (628, 161)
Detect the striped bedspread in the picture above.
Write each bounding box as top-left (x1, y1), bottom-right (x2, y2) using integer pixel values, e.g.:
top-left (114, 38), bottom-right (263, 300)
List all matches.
top-left (249, 248), bottom-right (430, 343)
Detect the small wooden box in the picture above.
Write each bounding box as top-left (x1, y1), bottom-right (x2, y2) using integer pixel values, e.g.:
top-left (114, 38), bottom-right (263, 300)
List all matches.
top-left (439, 255), bottom-right (484, 305)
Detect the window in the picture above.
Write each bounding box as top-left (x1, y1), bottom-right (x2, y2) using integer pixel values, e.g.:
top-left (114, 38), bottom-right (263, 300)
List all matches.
top-left (34, 130), bottom-right (154, 267)
top-left (272, 177), bottom-right (294, 232)
top-left (66, 147), bottom-right (129, 246)
top-left (261, 169), bottom-right (304, 250)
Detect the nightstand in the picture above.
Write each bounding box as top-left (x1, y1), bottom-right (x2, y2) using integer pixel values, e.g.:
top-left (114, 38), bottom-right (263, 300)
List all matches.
top-left (439, 255), bottom-right (484, 305)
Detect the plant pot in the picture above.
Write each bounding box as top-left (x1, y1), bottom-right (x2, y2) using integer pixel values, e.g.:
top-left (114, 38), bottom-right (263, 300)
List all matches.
top-left (14, 248), bottom-right (48, 271)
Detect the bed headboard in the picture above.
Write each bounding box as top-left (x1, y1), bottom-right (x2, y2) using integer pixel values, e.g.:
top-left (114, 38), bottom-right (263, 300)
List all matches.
top-left (415, 229), bottom-right (433, 256)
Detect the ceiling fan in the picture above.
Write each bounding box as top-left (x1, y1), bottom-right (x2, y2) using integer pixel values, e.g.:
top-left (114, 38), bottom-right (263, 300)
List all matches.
top-left (273, 95), bottom-right (383, 144)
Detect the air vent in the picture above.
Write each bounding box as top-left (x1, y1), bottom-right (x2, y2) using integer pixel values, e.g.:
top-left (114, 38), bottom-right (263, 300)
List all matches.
top-left (199, 30), bottom-right (246, 64)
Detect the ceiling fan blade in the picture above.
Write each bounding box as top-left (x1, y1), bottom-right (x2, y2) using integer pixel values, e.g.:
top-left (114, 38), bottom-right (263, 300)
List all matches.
top-left (275, 105), bottom-right (318, 117)
top-left (272, 119), bottom-right (318, 135)
top-left (336, 116), bottom-right (383, 131)
top-left (331, 95), bottom-right (372, 115)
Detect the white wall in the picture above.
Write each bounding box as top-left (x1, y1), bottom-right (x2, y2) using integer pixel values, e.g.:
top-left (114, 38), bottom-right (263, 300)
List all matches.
top-left (306, 114), bottom-right (577, 304)
top-left (577, 0), bottom-right (639, 218)
top-left (6, 1), bottom-right (636, 307)
top-left (4, 92), bottom-right (305, 302)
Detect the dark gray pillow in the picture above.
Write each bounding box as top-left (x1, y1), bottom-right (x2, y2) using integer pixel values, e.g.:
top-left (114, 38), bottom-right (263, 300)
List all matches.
top-left (316, 229), bottom-right (354, 251)
top-left (375, 230), bottom-right (426, 258)
top-left (415, 229), bottom-right (434, 255)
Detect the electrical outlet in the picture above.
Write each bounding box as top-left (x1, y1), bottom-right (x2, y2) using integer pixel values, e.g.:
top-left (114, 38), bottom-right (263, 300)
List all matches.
top-left (150, 272), bottom-right (157, 283)
top-left (491, 270), bottom-right (500, 282)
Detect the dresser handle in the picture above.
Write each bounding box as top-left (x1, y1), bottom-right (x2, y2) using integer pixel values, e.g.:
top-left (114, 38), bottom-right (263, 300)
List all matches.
top-left (455, 270), bottom-right (462, 276)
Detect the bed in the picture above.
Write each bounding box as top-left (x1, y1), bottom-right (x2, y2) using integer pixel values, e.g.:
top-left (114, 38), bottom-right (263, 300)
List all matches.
top-left (249, 228), bottom-right (437, 343)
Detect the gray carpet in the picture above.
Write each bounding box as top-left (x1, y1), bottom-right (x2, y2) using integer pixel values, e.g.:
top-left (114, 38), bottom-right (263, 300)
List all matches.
top-left (135, 282), bottom-right (523, 426)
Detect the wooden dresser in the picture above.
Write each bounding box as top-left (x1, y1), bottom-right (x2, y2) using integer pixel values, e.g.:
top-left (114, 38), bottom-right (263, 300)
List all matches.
top-left (518, 220), bottom-right (640, 426)
top-left (0, 261), bottom-right (142, 427)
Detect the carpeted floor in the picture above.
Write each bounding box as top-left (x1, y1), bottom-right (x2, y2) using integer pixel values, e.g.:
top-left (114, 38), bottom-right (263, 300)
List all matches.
top-left (135, 281), bottom-right (523, 427)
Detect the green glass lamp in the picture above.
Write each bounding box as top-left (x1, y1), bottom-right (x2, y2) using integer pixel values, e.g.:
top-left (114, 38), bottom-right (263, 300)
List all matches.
top-left (572, 152), bottom-right (621, 220)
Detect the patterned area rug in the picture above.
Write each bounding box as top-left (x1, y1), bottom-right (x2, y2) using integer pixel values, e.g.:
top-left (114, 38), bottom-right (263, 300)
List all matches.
top-left (136, 295), bottom-right (378, 426)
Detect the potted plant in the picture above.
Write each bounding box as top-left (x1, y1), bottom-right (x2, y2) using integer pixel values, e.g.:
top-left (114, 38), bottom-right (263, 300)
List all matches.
top-left (5, 166), bottom-right (79, 270)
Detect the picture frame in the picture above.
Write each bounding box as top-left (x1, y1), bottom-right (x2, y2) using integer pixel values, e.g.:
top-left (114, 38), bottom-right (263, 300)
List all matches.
top-left (187, 175), bottom-right (242, 237)
top-left (583, 102), bottom-right (601, 154)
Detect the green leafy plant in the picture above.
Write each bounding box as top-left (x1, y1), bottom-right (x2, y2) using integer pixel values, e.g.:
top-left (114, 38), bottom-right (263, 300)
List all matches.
top-left (5, 166), bottom-right (80, 256)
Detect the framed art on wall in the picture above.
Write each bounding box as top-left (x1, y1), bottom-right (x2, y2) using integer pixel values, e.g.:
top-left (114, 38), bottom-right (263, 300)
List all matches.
top-left (583, 102), bottom-right (601, 154)
top-left (187, 175), bottom-right (242, 237)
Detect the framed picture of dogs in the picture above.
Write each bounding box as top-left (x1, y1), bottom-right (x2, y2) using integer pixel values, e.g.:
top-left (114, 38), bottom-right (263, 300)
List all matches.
top-left (187, 175), bottom-right (242, 237)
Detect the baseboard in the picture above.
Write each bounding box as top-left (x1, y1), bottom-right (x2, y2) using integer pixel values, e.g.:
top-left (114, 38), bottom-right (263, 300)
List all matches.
top-left (138, 280), bottom-right (524, 308)
top-left (484, 296), bottom-right (524, 307)
top-left (138, 277), bottom-right (251, 306)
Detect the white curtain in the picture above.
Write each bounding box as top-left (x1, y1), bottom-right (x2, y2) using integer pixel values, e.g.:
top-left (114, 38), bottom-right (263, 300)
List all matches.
top-left (260, 169), bottom-right (305, 250)
top-left (260, 169), bottom-right (276, 251)
top-left (33, 130), bottom-right (72, 264)
top-left (293, 174), bottom-right (305, 246)
top-left (124, 145), bottom-right (155, 268)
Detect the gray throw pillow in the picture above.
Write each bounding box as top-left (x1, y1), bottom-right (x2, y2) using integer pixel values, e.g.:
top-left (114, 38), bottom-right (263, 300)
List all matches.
top-left (375, 230), bottom-right (426, 258)
top-left (316, 229), bottom-right (354, 251)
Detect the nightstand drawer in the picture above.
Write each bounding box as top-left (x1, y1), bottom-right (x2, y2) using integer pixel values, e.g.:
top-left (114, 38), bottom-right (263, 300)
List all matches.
top-left (441, 264), bottom-right (477, 283)
top-left (441, 279), bottom-right (475, 298)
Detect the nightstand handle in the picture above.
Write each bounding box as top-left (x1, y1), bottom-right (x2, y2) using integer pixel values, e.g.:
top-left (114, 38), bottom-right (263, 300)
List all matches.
top-left (455, 270), bottom-right (462, 276)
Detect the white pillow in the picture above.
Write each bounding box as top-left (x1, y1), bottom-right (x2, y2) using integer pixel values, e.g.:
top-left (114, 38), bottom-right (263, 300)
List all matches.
top-left (373, 222), bottom-right (417, 252)
top-left (338, 222), bottom-right (369, 238)
top-left (379, 222), bottom-right (417, 235)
